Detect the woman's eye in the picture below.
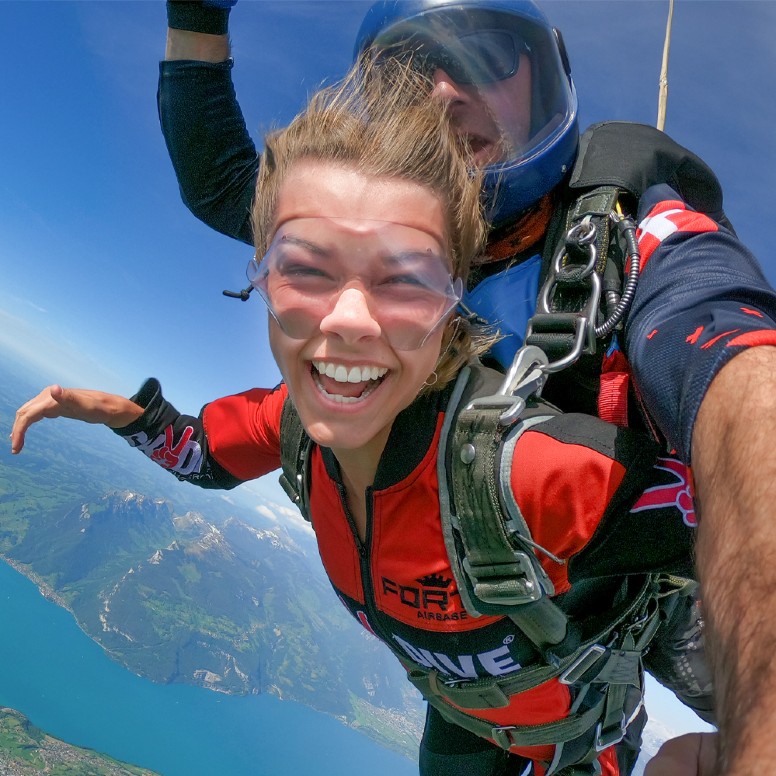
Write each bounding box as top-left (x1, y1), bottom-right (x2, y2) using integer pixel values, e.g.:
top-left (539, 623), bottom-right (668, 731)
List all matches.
top-left (277, 257), bottom-right (330, 280)
top-left (382, 273), bottom-right (426, 288)
top-left (289, 264), bottom-right (327, 277)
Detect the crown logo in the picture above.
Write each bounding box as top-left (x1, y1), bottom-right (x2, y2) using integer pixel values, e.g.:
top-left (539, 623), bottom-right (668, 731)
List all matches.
top-left (416, 573), bottom-right (452, 589)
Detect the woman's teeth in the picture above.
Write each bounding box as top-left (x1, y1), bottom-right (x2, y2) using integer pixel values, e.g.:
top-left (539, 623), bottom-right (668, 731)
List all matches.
top-left (312, 361), bottom-right (388, 403)
top-left (313, 362), bottom-right (387, 383)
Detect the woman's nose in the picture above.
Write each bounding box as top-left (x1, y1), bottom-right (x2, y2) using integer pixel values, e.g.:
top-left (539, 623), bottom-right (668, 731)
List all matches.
top-left (319, 286), bottom-right (382, 344)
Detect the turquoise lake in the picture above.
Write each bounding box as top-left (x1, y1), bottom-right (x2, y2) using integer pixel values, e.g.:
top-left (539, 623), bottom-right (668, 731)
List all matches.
top-left (0, 559), bottom-right (417, 775)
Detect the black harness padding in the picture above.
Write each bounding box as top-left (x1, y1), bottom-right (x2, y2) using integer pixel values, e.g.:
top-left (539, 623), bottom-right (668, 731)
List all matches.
top-left (279, 397), bottom-right (313, 522)
top-left (529, 121), bottom-right (733, 424)
top-left (568, 121), bottom-right (732, 232)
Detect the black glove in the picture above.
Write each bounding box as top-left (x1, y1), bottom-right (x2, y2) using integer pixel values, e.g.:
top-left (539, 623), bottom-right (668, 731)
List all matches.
top-left (166, 1), bottom-right (237, 36)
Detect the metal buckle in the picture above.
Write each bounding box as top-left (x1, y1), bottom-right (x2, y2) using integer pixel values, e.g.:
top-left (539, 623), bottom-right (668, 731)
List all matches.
top-left (491, 725), bottom-right (517, 751)
top-left (464, 392), bottom-right (526, 428)
top-left (463, 551), bottom-right (544, 606)
top-left (528, 215), bottom-right (603, 375)
top-left (533, 271), bottom-right (602, 375)
top-left (496, 345), bottom-right (549, 404)
top-left (559, 644), bottom-right (607, 685)
top-left (594, 720), bottom-right (626, 752)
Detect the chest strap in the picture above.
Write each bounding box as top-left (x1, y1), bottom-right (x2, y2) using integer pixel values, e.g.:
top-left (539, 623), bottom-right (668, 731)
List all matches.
top-left (439, 362), bottom-right (572, 659)
top-left (401, 573), bottom-right (656, 704)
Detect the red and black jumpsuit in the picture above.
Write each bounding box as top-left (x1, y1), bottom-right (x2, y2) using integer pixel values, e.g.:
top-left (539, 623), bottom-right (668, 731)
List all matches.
top-left (113, 364), bottom-right (698, 776)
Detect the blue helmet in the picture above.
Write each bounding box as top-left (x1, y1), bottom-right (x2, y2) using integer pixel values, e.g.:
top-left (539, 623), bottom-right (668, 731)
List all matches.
top-left (354, 0), bottom-right (578, 227)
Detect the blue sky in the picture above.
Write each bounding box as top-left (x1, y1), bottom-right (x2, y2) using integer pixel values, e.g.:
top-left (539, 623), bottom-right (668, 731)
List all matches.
top-left (3, 0), bottom-right (775, 742)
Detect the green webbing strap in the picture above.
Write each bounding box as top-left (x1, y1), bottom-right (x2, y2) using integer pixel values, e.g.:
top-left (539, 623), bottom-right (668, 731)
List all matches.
top-left (278, 398), bottom-right (313, 522)
top-left (405, 648), bottom-right (635, 754)
top-left (403, 659), bottom-right (563, 710)
top-left (400, 575), bottom-right (662, 760)
top-left (419, 687), bottom-right (608, 750)
top-left (450, 401), bottom-right (568, 652)
top-left (568, 187), bottom-right (620, 275)
top-left (401, 575), bottom-right (656, 696)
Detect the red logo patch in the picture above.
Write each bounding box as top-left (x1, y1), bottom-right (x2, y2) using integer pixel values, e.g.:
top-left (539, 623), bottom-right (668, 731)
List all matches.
top-left (631, 457), bottom-right (697, 527)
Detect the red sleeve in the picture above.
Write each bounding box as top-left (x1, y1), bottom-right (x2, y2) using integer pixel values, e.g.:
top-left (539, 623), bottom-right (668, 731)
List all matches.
top-left (202, 384), bottom-right (288, 480)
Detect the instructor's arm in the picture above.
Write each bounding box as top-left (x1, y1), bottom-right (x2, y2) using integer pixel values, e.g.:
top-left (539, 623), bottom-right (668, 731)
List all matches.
top-left (160, 1), bottom-right (256, 245)
top-left (692, 345), bottom-right (776, 774)
top-left (645, 733), bottom-right (717, 776)
top-left (165, 27), bottom-right (229, 62)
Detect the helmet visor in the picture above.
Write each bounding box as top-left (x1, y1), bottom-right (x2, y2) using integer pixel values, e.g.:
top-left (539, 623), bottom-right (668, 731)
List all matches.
top-left (370, 9), bottom-right (575, 169)
top-left (381, 28), bottom-right (529, 85)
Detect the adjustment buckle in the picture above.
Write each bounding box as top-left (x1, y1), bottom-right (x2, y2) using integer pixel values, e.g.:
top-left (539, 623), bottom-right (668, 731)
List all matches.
top-left (594, 719), bottom-right (626, 752)
top-left (465, 345), bottom-right (549, 426)
top-left (463, 551), bottom-right (544, 606)
top-left (491, 725), bottom-right (518, 751)
top-left (559, 644), bottom-right (607, 686)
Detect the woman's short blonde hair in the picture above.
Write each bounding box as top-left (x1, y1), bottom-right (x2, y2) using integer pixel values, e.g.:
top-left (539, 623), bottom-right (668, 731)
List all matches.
top-left (252, 59), bottom-right (496, 390)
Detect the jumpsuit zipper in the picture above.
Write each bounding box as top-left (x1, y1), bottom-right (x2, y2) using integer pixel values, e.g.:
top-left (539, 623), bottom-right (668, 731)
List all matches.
top-left (335, 482), bottom-right (392, 646)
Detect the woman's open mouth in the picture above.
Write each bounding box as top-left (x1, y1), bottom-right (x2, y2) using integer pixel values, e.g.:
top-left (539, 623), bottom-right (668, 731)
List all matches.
top-left (311, 361), bottom-right (389, 404)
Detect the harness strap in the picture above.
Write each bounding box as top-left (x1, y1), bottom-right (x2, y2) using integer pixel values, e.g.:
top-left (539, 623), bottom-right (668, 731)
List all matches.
top-left (413, 679), bottom-right (615, 754)
top-left (278, 397), bottom-right (313, 522)
top-left (400, 574), bottom-right (682, 773)
top-left (450, 392), bottom-right (569, 654)
top-left (568, 188), bottom-right (619, 276)
top-left (598, 337), bottom-right (631, 427)
top-left (526, 186), bottom-right (622, 369)
top-left (402, 573), bottom-right (655, 690)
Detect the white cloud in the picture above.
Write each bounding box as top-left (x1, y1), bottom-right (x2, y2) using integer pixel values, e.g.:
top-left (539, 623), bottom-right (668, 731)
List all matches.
top-left (23, 299), bottom-right (47, 315)
top-left (253, 499), bottom-right (314, 536)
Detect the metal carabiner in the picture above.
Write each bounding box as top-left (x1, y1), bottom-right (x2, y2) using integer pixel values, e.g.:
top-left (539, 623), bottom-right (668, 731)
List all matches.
top-left (464, 345), bottom-right (550, 426)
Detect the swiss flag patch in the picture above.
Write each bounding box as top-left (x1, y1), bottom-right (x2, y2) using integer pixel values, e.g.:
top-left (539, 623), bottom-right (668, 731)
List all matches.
top-left (637, 200), bottom-right (718, 270)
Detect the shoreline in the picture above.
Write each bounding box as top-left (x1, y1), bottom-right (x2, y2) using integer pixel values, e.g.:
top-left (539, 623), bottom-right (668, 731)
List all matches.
top-left (0, 554), bottom-right (70, 609)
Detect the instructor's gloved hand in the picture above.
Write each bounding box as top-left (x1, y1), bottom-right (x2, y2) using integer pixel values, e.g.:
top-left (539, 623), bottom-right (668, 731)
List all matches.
top-left (166, 1), bottom-right (237, 36)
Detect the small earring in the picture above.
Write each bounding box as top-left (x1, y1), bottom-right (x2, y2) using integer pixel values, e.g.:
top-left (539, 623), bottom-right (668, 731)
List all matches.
top-left (423, 371), bottom-right (439, 388)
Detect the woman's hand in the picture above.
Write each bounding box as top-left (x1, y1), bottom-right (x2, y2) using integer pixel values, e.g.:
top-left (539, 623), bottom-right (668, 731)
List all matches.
top-left (11, 385), bottom-right (143, 454)
top-left (645, 732), bottom-right (718, 776)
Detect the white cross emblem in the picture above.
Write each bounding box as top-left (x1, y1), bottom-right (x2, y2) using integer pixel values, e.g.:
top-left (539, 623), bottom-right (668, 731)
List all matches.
top-left (638, 208), bottom-right (683, 244)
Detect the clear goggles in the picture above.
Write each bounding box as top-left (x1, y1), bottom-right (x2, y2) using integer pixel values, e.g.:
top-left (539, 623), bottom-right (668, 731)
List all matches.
top-left (247, 218), bottom-right (463, 351)
top-left (379, 28), bottom-right (529, 85)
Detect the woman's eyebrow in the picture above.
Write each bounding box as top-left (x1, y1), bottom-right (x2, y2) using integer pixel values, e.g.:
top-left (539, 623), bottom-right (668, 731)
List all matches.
top-left (280, 234), bottom-right (329, 256)
top-left (279, 236), bottom-right (446, 268)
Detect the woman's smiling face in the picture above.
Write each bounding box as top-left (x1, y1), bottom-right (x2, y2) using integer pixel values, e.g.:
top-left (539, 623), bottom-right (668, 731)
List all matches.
top-left (265, 160), bottom-right (452, 461)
